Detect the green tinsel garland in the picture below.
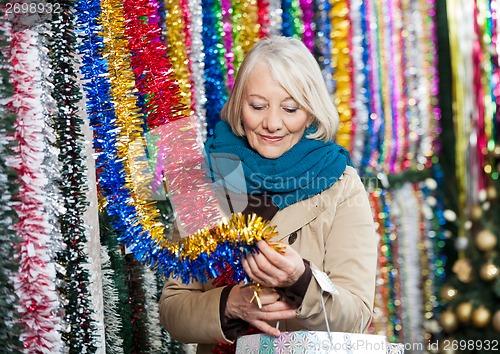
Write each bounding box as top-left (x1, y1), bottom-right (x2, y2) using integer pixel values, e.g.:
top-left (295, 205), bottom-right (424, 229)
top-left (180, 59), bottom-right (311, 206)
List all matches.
top-left (0, 7), bottom-right (23, 352)
top-left (100, 209), bottom-right (186, 353)
top-left (100, 244), bottom-right (125, 354)
top-left (435, 0), bottom-right (459, 222)
top-left (47, 0), bottom-right (99, 351)
top-left (99, 211), bottom-right (134, 352)
top-left (126, 254), bottom-right (151, 352)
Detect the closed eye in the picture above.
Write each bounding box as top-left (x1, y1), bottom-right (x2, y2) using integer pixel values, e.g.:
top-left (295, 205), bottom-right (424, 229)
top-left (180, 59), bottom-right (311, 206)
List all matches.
top-left (283, 107), bottom-right (299, 113)
top-left (250, 104), bottom-right (267, 111)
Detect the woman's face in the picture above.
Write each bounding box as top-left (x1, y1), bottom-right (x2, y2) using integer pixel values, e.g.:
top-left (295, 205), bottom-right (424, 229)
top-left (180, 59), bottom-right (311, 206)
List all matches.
top-left (241, 63), bottom-right (312, 159)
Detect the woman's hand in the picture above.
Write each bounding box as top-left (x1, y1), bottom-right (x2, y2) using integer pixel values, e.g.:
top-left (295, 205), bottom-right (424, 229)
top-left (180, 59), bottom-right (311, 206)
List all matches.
top-left (224, 241), bottom-right (305, 337)
top-left (225, 283), bottom-right (296, 337)
top-left (242, 240), bottom-right (306, 288)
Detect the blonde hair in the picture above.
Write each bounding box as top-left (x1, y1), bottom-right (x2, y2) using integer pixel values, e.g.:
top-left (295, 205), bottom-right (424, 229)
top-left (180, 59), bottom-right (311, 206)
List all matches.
top-left (220, 36), bottom-right (339, 142)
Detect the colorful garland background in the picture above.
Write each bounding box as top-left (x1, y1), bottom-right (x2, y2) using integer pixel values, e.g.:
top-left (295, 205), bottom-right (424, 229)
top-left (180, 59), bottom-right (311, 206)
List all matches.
top-left (1, 0), bottom-right (499, 353)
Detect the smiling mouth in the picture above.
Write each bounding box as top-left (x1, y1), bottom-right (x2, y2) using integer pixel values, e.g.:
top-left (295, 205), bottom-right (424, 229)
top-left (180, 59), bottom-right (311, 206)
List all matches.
top-left (260, 135), bottom-right (284, 142)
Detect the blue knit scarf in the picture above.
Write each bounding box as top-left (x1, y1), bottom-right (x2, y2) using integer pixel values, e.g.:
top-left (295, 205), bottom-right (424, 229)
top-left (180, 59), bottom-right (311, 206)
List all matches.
top-left (205, 121), bottom-right (352, 210)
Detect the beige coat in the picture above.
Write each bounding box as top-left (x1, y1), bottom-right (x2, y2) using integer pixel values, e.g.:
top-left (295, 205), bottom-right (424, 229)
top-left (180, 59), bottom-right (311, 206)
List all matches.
top-left (159, 166), bottom-right (378, 353)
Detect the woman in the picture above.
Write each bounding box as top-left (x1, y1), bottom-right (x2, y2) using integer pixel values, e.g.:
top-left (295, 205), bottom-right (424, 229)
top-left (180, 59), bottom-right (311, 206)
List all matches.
top-left (159, 36), bottom-right (378, 353)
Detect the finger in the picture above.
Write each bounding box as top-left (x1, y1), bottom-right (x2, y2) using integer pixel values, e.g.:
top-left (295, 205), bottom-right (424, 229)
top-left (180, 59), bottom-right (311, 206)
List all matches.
top-left (241, 257), bottom-right (253, 279)
top-left (257, 289), bottom-right (281, 306)
top-left (243, 253), bottom-right (267, 282)
top-left (253, 243), bottom-right (296, 279)
top-left (250, 320), bottom-right (281, 337)
top-left (256, 242), bottom-right (306, 287)
top-left (261, 300), bottom-right (295, 312)
top-left (258, 242), bottom-right (301, 272)
top-left (255, 309), bottom-right (297, 323)
top-left (242, 256), bottom-right (266, 284)
top-left (250, 309), bottom-right (298, 337)
top-left (256, 241), bottom-right (287, 266)
top-left (245, 252), bottom-right (287, 285)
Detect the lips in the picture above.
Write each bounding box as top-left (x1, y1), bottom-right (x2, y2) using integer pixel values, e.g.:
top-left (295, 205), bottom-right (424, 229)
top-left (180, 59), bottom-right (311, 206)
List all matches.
top-left (260, 135), bottom-right (284, 142)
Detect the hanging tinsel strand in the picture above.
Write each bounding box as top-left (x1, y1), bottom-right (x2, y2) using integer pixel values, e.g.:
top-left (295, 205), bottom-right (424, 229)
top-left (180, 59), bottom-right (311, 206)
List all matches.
top-left (7, 17), bottom-right (63, 354)
top-left (0, 13), bottom-right (23, 354)
top-left (48, 0), bottom-right (100, 351)
top-left (100, 246), bottom-right (124, 354)
top-left (201, 0), bottom-right (228, 136)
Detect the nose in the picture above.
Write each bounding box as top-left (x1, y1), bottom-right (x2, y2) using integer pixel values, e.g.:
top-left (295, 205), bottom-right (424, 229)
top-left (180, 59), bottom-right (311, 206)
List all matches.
top-left (262, 106), bottom-right (283, 132)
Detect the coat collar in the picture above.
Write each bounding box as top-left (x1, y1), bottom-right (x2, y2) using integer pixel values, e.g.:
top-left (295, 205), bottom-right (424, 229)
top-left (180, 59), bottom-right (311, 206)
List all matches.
top-left (269, 190), bottom-right (328, 241)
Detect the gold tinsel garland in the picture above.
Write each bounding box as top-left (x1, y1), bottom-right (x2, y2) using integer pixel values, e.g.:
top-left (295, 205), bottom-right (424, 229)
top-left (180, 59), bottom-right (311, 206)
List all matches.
top-left (330, 0), bottom-right (353, 149)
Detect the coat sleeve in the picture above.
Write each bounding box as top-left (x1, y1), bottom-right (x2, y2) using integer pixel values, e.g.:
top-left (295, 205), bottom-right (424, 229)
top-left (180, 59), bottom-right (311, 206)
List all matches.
top-left (295, 169), bottom-right (378, 333)
top-left (158, 276), bottom-right (233, 344)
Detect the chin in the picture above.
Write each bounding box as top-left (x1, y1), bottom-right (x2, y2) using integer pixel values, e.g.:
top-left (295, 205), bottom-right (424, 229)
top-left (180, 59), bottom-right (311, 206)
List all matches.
top-left (257, 150), bottom-right (284, 159)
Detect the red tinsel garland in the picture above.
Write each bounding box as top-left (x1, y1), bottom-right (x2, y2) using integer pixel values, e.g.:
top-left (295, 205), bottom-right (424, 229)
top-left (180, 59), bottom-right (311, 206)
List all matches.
top-left (122, 0), bottom-right (187, 128)
top-left (8, 27), bottom-right (62, 352)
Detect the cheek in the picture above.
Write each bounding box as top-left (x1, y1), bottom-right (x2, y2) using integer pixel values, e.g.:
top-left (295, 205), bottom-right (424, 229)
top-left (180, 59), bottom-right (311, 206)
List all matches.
top-left (242, 121), bottom-right (257, 140)
top-left (285, 115), bottom-right (310, 133)
top-left (241, 109), bottom-right (261, 131)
